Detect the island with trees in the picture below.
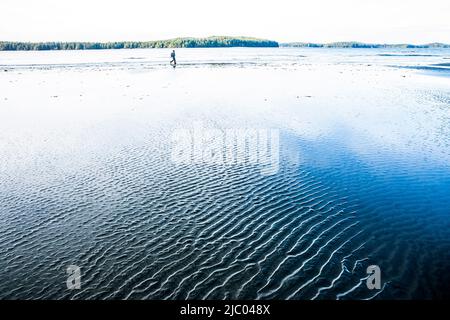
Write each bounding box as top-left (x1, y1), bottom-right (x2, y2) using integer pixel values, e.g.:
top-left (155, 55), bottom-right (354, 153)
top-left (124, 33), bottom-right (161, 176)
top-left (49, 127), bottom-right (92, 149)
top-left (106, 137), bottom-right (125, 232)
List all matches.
top-left (3, 38), bottom-right (449, 51)
top-left (0, 36), bottom-right (279, 51)
top-left (280, 41), bottom-right (450, 48)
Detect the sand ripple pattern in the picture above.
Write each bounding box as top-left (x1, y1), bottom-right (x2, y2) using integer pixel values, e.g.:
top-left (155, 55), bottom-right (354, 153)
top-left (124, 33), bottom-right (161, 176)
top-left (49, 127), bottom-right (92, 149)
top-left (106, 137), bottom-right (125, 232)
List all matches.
top-left (1, 127), bottom-right (449, 300)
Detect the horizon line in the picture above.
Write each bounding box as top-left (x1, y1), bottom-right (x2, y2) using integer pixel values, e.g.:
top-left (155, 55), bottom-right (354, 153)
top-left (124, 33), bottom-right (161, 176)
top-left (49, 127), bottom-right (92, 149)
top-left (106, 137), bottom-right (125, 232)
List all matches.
top-left (1, 36), bottom-right (450, 47)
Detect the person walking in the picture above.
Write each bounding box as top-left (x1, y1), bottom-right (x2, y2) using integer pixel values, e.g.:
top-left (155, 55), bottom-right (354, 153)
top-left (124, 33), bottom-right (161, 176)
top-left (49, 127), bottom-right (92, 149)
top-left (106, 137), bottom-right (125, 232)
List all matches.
top-left (170, 50), bottom-right (177, 67)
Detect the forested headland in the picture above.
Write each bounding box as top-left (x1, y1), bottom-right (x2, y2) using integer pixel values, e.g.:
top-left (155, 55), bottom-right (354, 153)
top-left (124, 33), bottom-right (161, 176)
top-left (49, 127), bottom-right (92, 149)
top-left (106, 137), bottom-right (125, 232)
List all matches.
top-left (0, 36), bottom-right (279, 51)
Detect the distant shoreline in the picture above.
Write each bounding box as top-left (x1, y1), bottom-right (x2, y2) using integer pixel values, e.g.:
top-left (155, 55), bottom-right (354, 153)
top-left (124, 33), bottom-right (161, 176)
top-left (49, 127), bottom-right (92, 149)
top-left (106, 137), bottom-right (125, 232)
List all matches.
top-left (0, 36), bottom-right (279, 51)
top-left (1, 37), bottom-right (450, 51)
top-left (281, 41), bottom-right (450, 48)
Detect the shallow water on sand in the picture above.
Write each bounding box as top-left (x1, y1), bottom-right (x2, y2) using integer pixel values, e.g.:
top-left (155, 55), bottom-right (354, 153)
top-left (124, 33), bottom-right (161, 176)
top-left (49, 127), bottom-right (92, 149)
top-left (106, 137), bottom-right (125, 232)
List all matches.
top-left (0, 48), bottom-right (449, 299)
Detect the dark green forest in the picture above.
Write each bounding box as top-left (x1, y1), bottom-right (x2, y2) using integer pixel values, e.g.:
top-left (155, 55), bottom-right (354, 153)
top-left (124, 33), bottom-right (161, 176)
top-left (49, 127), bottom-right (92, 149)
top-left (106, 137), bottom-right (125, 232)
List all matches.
top-left (2, 37), bottom-right (449, 51)
top-left (0, 36), bottom-right (279, 51)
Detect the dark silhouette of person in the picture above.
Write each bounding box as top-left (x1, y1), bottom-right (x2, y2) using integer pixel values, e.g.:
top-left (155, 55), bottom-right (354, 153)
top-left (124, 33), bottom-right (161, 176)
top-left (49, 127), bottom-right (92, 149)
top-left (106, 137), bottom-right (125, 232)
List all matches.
top-left (170, 50), bottom-right (176, 66)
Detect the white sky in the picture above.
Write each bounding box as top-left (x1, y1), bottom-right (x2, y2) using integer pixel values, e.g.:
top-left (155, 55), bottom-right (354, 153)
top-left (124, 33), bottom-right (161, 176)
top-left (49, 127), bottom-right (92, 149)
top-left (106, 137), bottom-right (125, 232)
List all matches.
top-left (1, 0), bottom-right (449, 43)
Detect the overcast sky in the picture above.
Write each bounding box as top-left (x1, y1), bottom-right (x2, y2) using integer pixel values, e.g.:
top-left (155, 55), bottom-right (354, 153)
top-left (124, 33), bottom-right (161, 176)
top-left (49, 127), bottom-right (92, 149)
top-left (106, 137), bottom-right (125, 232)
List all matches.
top-left (1, 0), bottom-right (449, 43)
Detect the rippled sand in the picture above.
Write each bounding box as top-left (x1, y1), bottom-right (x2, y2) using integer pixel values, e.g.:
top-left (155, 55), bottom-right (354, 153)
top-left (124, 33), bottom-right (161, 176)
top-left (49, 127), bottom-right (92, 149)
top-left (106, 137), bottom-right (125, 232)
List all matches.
top-left (0, 48), bottom-right (449, 299)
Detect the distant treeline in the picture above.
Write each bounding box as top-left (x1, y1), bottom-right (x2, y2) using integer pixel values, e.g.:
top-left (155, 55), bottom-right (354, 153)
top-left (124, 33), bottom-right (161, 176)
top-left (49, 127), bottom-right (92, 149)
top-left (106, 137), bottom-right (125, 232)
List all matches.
top-left (0, 36), bottom-right (279, 51)
top-left (281, 42), bottom-right (450, 48)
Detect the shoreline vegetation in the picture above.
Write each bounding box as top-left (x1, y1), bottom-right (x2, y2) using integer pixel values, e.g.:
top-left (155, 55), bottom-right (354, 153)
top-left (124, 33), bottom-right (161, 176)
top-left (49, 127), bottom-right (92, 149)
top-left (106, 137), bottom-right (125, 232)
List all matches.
top-left (0, 36), bottom-right (279, 51)
top-left (0, 37), bottom-right (449, 51)
top-left (280, 41), bottom-right (450, 48)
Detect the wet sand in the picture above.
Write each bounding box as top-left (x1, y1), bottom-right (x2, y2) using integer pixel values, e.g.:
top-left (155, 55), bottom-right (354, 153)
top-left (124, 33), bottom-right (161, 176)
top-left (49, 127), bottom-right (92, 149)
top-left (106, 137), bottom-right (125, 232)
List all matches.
top-left (0, 48), bottom-right (449, 299)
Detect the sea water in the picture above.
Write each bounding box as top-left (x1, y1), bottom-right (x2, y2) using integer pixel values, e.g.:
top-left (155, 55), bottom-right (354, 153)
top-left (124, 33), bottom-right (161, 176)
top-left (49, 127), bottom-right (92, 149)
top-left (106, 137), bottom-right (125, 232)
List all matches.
top-left (0, 47), bottom-right (449, 299)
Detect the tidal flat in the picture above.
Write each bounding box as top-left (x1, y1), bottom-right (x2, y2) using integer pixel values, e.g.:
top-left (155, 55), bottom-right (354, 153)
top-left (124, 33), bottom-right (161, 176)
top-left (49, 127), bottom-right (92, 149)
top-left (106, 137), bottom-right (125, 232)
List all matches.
top-left (0, 47), bottom-right (449, 299)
